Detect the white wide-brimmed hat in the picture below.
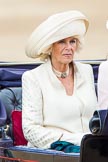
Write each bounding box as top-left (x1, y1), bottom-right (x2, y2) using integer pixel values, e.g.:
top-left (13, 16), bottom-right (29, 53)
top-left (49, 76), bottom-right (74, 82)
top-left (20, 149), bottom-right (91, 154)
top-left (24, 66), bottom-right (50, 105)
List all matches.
top-left (25, 10), bottom-right (89, 58)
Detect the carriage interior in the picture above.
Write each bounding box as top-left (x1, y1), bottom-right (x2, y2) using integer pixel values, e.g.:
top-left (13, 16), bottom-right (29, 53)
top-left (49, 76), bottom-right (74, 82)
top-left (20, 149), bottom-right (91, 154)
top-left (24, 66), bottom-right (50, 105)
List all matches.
top-left (0, 60), bottom-right (108, 162)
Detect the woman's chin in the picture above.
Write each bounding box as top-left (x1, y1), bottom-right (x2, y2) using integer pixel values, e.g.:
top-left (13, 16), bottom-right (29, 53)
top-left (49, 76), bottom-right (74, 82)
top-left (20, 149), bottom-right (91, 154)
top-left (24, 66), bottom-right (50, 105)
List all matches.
top-left (62, 59), bottom-right (73, 64)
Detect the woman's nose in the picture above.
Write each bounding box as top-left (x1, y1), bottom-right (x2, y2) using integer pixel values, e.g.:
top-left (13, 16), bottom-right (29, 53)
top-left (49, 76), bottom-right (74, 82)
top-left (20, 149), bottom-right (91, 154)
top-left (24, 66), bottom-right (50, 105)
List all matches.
top-left (65, 42), bottom-right (72, 50)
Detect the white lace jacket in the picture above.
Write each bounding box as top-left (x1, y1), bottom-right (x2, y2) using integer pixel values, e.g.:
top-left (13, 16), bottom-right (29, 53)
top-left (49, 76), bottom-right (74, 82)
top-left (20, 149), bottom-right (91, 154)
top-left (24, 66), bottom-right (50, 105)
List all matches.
top-left (22, 59), bottom-right (98, 148)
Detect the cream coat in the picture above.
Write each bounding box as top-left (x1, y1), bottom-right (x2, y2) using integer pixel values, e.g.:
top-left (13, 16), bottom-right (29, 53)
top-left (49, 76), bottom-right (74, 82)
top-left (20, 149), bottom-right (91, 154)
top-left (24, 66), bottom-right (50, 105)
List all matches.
top-left (22, 59), bottom-right (97, 149)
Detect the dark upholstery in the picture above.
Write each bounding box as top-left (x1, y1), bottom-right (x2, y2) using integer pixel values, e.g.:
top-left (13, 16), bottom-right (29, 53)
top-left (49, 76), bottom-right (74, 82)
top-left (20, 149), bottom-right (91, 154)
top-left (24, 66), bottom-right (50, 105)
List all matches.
top-left (0, 99), bottom-right (7, 127)
top-left (0, 87), bottom-right (22, 124)
top-left (80, 134), bottom-right (108, 162)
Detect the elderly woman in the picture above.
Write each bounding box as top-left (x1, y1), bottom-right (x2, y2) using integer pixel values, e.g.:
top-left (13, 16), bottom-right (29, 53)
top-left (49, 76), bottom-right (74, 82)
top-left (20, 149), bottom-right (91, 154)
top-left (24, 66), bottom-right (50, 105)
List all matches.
top-left (22, 10), bottom-right (97, 151)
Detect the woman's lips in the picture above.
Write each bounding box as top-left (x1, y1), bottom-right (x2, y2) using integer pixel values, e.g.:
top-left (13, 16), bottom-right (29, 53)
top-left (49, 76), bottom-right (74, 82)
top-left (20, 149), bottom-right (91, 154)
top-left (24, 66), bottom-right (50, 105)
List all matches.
top-left (63, 54), bottom-right (72, 56)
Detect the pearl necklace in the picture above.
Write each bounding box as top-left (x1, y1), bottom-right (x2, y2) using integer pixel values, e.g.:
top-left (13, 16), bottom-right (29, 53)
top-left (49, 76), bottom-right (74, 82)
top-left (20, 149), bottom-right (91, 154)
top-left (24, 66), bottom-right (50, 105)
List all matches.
top-left (52, 66), bottom-right (70, 78)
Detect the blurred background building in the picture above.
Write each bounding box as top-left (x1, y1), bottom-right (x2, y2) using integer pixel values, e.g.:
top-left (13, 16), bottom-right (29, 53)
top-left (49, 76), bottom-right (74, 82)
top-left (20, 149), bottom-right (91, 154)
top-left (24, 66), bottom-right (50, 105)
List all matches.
top-left (0, 0), bottom-right (108, 62)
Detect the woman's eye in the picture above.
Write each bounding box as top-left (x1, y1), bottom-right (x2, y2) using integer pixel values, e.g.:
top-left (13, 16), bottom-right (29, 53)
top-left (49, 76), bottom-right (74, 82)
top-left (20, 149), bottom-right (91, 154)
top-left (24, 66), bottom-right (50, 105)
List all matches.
top-left (70, 39), bottom-right (77, 44)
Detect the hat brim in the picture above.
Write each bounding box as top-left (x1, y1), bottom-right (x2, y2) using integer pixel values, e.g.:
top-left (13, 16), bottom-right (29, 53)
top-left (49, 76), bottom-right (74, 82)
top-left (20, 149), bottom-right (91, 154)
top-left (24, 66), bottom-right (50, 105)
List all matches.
top-left (26, 10), bottom-right (89, 58)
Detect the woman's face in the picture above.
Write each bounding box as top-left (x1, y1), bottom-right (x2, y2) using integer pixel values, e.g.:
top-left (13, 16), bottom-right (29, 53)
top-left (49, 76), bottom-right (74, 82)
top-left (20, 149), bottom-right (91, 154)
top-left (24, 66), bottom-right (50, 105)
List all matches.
top-left (51, 37), bottom-right (78, 65)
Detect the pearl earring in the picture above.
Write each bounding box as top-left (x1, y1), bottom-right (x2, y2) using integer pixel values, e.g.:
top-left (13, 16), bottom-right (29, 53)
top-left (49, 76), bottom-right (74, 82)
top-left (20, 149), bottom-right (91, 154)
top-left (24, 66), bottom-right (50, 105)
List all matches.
top-left (48, 52), bottom-right (51, 55)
